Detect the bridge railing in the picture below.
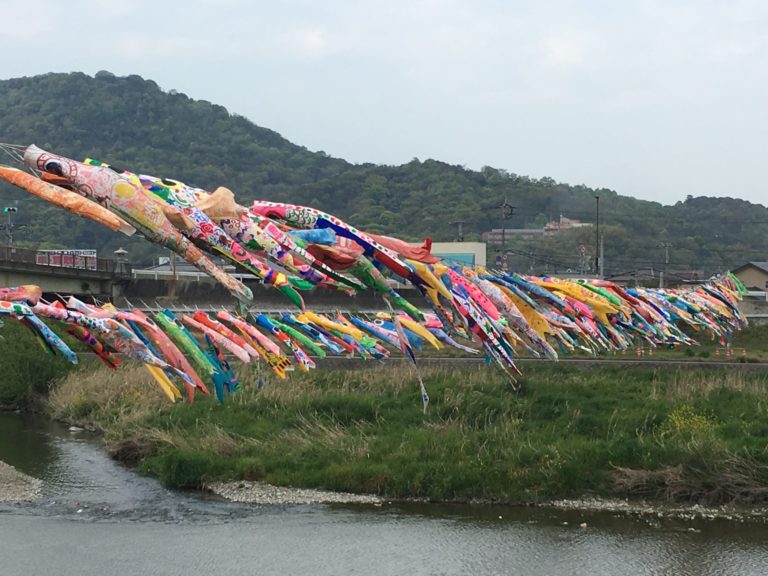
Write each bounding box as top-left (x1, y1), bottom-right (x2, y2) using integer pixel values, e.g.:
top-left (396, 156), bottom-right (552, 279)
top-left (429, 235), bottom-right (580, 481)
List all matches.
top-left (0, 246), bottom-right (116, 274)
top-left (131, 269), bottom-right (258, 282)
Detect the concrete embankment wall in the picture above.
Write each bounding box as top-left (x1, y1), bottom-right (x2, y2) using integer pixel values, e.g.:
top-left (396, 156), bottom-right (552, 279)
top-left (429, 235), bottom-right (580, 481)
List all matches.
top-left (115, 279), bottom-right (768, 319)
top-left (116, 277), bottom-right (422, 312)
top-left (737, 295), bottom-right (768, 325)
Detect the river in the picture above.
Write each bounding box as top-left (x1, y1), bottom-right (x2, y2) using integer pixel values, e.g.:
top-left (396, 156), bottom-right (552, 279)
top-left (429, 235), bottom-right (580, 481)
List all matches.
top-left (1, 412), bottom-right (767, 576)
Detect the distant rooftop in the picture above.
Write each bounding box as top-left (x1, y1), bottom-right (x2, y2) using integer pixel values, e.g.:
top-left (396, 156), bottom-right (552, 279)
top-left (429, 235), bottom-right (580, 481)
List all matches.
top-left (733, 261), bottom-right (768, 274)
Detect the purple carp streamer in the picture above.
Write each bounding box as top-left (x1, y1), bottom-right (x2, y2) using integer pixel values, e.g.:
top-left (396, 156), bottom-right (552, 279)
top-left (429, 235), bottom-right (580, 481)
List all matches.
top-left (0, 143), bottom-right (749, 404)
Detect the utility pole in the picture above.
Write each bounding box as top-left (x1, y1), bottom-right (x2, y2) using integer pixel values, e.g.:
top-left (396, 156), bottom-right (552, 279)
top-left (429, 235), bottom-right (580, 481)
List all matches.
top-left (659, 241), bottom-right (672, 288)
top-left (170, 250), bottom-right (177, 298)
top-left (578, 244), bottom-right (589, 275)
top-left (2, 206), bottom-right (17, 246)
top-left (499, 198), bottom-right (515, 272)
top-left (594, 195), bottom-right (600, 276)
top-left (451, 220), bottom-right (465, 242)
top-left (599, 234), bottom-right (605, 279)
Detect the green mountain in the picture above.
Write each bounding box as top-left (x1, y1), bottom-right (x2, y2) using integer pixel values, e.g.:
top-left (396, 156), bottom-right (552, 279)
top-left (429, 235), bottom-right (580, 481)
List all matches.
top-left (0, 71), bottom-right (765, 276)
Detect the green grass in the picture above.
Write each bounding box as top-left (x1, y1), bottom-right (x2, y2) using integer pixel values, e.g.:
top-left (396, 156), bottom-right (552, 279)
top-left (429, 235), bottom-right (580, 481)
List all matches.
top-left (0, 320), bottom-right (76, 409)
top-left (48, 360), bottom-right (768, 505)
top-left (576, 323), bottom-right (768, 363)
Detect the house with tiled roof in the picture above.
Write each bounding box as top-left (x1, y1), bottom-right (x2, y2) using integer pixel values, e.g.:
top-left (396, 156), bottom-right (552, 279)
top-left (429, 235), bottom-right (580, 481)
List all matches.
top-left (732, 262), bottom-right (768, 290)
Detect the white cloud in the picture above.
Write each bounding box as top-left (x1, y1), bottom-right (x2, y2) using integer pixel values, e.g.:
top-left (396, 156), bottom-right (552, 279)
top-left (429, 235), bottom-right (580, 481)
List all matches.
top-left (283, 26), bottom-right (332, 58)
top-left (541, 34), bottom-right (588, 68)
top-left (112, 33), bottom-right (204, 60)
top-left (0, 0), bottom-right (57, 40)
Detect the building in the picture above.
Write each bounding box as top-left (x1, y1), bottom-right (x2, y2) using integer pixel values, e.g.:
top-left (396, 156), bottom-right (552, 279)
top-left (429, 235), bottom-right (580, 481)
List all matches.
top-left (481, 228), bottom-right (545, 244)
top-left (732, 262), bottom-right (768, 290)
top-left (482, 215), bottom-right (591, 245)
top-left (607, 268), bottom-right (704, 288)
top-left (543, 215), bottom-right (592, 234)
top-left (430, 242), bottom-right (486, 267)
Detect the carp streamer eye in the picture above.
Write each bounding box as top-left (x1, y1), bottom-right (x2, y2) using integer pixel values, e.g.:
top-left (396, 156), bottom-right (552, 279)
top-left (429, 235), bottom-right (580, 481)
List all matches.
top-left (44, 160), bottom-right (64, 176)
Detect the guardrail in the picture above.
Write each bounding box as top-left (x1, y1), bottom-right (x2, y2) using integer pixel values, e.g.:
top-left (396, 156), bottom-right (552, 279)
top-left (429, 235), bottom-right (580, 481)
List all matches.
top-left (0, 246), bottom-right (115, 274)
top-left (131, 269), bottom-right (258, 282)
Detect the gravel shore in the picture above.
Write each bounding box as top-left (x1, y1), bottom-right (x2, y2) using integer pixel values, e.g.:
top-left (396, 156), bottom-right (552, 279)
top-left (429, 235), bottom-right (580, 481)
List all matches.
top-left (0, 460), bottom-right (42, 502)
top-left (207, 483), bottom-right (768, 520)
top-left (545, 497), bottom-right (768, 522)
top-left (206, 480), bottom-right (383, 505)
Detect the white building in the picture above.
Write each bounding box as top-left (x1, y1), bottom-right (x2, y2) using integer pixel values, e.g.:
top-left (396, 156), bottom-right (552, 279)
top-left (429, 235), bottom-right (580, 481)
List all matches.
top-left (430, 242), bottom-right (486, 267)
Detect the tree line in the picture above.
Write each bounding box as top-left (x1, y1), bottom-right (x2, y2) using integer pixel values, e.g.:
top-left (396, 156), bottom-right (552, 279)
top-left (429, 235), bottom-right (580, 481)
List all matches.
top-left (0, 72), bottom-right (763, 275)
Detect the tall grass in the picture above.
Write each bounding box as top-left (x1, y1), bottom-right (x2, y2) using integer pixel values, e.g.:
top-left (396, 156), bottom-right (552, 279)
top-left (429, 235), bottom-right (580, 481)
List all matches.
top-left (0, 320), bottom-right (75, 409)
top-left (48, 359), bottom-right (768, 504)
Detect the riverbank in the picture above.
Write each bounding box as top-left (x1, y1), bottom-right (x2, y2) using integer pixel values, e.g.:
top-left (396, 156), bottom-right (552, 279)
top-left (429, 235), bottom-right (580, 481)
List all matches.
top-left (0, 460), bottom-right (41, 501)
top-left (46, 360), bottom-right (768, 506)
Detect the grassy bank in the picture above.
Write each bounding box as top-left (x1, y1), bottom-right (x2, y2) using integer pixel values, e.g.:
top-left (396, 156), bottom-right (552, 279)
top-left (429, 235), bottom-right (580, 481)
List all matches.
top-left (49, 361), bottom-right (768, 505)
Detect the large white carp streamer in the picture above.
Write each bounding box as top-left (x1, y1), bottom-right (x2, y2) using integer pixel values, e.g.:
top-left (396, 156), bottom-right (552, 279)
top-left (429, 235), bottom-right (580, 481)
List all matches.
top-left (0, 144), bottom-right (749, 405)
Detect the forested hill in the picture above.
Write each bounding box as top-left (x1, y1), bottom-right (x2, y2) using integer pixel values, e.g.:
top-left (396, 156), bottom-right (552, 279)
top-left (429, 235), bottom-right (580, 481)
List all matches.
top-left (0, 71), bottom-right (349, 262)
top-left (0, 71), bottom-right (766, 274)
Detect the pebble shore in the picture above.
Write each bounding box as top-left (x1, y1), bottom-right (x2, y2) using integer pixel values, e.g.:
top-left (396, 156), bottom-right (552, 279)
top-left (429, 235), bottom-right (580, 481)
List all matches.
top-left (546, 497), bottom-right (768, 523)
top-left (206, 480), bottom-right (383, 505)
top-left (0, 460), bottom-right (41, 502)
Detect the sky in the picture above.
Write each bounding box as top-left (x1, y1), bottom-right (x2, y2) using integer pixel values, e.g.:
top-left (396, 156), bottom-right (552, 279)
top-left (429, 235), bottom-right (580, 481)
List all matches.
top-left (1, 0), bottom-right (767, 205)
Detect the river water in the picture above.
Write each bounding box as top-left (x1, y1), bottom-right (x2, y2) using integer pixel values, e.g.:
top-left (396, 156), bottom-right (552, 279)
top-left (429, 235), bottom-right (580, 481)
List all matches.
top-left (1, 412), bottom-right (767, 576)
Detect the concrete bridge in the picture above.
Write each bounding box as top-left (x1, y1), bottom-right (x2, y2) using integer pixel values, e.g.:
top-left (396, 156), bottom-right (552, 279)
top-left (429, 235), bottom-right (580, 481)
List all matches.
top-left (0, 246), bottom-right (122, 297)
top-left (120, 275), bottom-right (421, 312)
top-left (0, 246), bottom-right (422, 312)
top-left (8, 246), bottom-right (763, 323)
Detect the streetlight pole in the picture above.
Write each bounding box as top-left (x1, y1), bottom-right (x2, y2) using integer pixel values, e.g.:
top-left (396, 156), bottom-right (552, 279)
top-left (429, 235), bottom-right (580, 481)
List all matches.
top-left (594, 196), bottom-right (600, 276)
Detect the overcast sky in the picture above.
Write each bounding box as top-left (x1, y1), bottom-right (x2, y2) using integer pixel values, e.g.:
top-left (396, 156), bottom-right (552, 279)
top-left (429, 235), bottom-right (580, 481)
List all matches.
top-left (1, 0), bottom-right (767, 205)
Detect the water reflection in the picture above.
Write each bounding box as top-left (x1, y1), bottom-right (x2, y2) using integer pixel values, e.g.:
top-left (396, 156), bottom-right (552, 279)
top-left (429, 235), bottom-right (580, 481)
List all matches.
top-left (0, 412), bottom-right (65, 477)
